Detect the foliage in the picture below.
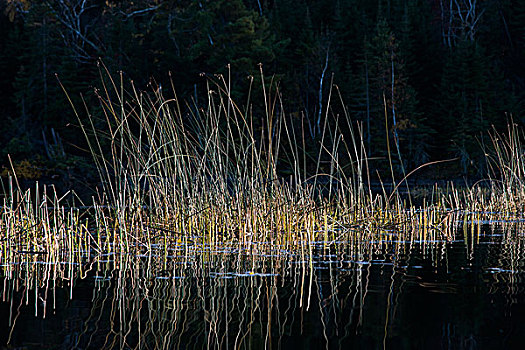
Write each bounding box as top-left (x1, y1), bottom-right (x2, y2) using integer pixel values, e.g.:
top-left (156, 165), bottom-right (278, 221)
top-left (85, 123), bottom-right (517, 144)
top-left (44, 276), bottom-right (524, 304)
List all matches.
top-left (0, 0), bottom-right (523, 181)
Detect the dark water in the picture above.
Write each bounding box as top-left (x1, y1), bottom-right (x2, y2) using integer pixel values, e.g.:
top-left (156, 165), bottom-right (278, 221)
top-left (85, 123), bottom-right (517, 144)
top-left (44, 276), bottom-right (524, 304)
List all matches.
top-left (1, 224), bottom-right (525, 349)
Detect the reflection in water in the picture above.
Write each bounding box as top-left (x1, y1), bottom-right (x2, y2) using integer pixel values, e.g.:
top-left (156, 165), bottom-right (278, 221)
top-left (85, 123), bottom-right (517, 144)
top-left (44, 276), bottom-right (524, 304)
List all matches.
top-left (1, 222), bottom-right (525, 349)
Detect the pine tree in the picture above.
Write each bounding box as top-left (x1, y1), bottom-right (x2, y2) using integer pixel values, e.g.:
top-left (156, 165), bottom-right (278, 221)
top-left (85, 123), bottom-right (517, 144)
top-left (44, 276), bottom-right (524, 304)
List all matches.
top-left (185, 0), bottom-right (276, 84)
top-left (363, 18), bottom-right (428, 172)
top-left (437, 40), bottom-right (492, 174)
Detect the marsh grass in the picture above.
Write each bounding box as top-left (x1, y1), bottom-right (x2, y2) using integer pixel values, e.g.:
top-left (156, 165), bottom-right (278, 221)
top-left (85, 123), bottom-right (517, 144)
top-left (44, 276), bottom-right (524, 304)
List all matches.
top-left (0, 67), bottom-right (524, 266)
top-left (2, 68), bottom-right (525, 350)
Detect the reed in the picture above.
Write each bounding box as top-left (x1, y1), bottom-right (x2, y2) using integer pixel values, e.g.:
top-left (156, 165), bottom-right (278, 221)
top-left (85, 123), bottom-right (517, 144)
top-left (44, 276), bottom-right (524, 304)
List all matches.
top-left (57, 66), bottom-right (433, 252)
top-left (1, 68), bottom-right (523, 261)
top-left (3, 69), bottom-right (525, 350)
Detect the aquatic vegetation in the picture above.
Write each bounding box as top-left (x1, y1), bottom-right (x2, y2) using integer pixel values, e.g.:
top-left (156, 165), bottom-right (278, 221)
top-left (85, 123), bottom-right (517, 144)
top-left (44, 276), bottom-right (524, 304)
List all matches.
top-left (1, 69), bottom-right (525, 348)
top-left (1, 68), bottom-right (524, 260)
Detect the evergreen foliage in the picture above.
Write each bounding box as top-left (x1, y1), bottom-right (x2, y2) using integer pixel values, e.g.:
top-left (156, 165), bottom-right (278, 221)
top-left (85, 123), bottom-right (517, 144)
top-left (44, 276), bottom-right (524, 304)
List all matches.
top-left (0, 0), bottom-right (522, 179)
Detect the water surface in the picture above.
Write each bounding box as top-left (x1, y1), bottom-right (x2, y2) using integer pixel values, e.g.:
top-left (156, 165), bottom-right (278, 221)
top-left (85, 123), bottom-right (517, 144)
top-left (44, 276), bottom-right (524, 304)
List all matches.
top-left (1, 224), bottom-right (524, 349)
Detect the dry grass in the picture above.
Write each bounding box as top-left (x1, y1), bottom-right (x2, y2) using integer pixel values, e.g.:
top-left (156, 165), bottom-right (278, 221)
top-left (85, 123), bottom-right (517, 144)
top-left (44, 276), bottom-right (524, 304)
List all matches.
top-left (1, 68), bottom-right (524, 263)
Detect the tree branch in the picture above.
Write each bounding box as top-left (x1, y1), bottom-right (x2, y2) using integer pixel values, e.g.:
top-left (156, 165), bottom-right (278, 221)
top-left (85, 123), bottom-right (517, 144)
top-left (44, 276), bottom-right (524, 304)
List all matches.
top-left (122, 5), bottom-right (161, 19)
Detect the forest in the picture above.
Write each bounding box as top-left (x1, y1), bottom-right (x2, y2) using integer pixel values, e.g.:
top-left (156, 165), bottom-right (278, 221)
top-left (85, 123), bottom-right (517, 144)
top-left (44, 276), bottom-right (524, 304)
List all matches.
top-left (0, 0), bottom-right (523, 188)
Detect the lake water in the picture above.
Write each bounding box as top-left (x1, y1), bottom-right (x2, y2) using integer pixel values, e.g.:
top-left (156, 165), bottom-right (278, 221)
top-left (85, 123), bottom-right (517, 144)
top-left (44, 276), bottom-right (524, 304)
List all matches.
top-left (1, 223), bottom-right (525, 349)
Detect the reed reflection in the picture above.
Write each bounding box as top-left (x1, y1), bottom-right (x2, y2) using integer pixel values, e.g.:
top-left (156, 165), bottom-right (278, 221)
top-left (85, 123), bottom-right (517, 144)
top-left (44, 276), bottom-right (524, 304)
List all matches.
top-left (1, 222), bottom-right (525, 349)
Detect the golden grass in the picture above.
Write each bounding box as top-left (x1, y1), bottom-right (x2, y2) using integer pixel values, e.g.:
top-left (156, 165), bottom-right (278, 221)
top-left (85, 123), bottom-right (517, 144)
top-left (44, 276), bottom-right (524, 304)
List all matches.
top-left (0, 68), bottom-right (524, 264)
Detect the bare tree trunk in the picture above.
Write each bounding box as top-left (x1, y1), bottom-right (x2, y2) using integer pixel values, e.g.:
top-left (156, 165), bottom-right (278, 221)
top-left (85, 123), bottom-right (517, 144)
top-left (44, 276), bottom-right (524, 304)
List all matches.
top-left (43, 16), bottom-right (48, 122)
top-left (365, 55), bottom-right (371, 157)
top-left (440, 0), bottom-right (446, 46)
top-left (317, 47), bottom-right (330, 136)
top-left (440, 0), bottom-right (484, 46)
top-left (391, 51), bottom-right (398, 154)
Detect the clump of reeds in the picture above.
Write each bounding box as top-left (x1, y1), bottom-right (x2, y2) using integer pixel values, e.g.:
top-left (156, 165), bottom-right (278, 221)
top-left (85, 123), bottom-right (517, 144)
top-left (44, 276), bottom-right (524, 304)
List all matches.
top-left (66, 66), bottom-right (451, 252)
top-left (0, 175), bottom-right (94, 280)
top-left (436, 122), bottom-right (525, 225)
top-left (3, 66), bottom-right (507, 260)
top-left (484, 123), bottom-right (525, 215)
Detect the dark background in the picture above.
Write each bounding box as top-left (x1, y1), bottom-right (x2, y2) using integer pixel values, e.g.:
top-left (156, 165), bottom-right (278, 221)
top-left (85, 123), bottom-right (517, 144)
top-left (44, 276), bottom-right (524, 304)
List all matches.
top-left (0, 0), bottom-right (523, 189)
